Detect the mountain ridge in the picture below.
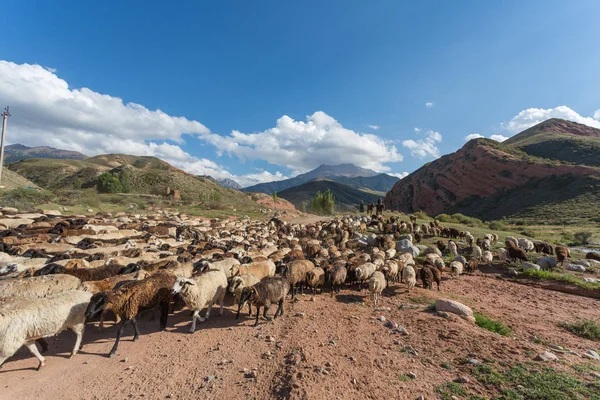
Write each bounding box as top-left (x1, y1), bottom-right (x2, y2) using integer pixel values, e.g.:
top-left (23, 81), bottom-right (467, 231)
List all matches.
top-left (4, 144), bottom-right (88, 164)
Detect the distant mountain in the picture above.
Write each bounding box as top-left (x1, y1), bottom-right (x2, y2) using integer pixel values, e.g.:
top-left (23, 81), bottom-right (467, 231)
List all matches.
top-left (277, 179), bottom-right (381, 211)
top-left (218, 178), bottom-right (242, 190)
top-left (331, 173), bottom-right (399, 193)
top-left (244, 163), bottom-right (383, 194)
top-left (385, 118), bottom-right (600, 224)
top-left (4, 144), bottom-right (88, 164)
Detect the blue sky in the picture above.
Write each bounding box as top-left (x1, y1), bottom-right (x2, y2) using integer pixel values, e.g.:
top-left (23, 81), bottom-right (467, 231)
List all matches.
top-left (1, 0), bottom-right (599, 186)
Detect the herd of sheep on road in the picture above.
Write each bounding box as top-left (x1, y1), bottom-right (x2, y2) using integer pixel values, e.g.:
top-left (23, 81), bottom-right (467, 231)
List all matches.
top-left (1, 210), bottom-right (599, 371)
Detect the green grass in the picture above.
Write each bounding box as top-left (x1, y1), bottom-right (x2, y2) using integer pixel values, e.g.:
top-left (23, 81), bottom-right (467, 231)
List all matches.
top-left (407, 295), bottom-right (435, 305)
top-left (521, 269), bottom-right (600, 291)
top-left (559, 320), bottom-right (600, 341)
top-left (474, 312), bottom-right (513, 336)
top-left (435, 382), bottom-right (467, 400)
top-left (473, 364), bottom-right (600, 400)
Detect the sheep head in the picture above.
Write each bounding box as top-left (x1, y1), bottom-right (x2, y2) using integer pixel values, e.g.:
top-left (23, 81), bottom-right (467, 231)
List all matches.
top-left (85, 292), bottom-right (108, 320)
top-left (172, 277), bottom-right (194, 294)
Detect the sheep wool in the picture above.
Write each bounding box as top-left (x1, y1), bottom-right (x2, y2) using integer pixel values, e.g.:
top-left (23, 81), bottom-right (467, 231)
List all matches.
top-left (0, 290), bottom-right (92, 370)
top-left (403, 265), bottom-right (416, 291)
top-left (0, 275), bottom-right (82, 298)
top-left (368, 271), bottom-right (386, 306)
top-left (172, 269), bottom-right (228, 333)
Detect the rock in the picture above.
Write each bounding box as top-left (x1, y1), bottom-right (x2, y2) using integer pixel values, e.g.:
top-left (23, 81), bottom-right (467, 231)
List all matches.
top-left (591, 372), bottom-right (600, 379)
top-left (295, 312), bottom-right (305, 318)
top-left (536, 257), bottom-right (557, 270)
top-left (266, 335), bottom-right (276, 343)
top-left (455, 376), bottom-right (470, 383)
top-left (467, 358), bottom-right (479, 365)
top-left (41, 209), bottom-right (62, 216)
top-left (122, 357), bottom-right (128, 363)
top-left (522, 262), bottom-right (540, 272)
top-left (435, 311), bottom-right (450, 318)
top-left (534, 351), bottom-right (558, 362)
top-left (548, 344), bottom-right (563, 351)
top-left (507, 268), bottom-right (519, 277)
top-left (584, 277), bottom-right (600, 283)
top-left (384, 320), bottom-right (398, 329)
top-left (435, 299), bottom-right (475, 323)
top-left (261, 351), bottom-right (272, 359)
top-left (394, 326), bottom-right (409, 335)
top-left (407, 372), bottom-right (416, 379)
top-left (583, 350), bottom-right (600, 361)
top-left (416, 396), bottom-right (425, 400)
top-left (566, 264), bottom-right (586, 272)
top-left (377, 316), bottom-right (386, 322)
top-left (206, 375), bottom-right (216, 382)
top-left (351, 378), bottom-right (357, 385)
top-left (87, 209), bottom-right (94, 213)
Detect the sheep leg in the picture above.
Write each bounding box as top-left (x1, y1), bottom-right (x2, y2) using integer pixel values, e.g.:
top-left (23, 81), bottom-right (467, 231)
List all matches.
top-left (25, 341), bottom-right (45, 371)
top-left (108, 320), bottom-right (128, 358)
top-left (263, 305), bottom-right (272, 321)
top-left (219, 290), bottom-right (225, 316)
top-left (159, 302), bottom-right (169, 330)
top-left (254, 306), bottom-right (260, 327)
top-left (247, 302), bottom-right (252, 316)
top-left (205, 302), bottom-right (213, 320)
top-left (70, 323), bottom-right (85, 357)
top-left (275, 299), bottom-right (284, 318)
top-left (190, 310), bottom-right (199, 333)
top-left (131, 318), bottom-right (141, 342)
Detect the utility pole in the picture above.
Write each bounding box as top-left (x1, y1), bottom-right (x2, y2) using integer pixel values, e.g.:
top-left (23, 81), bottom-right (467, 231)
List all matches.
top-left (0, 106), bottom-right (11, 185)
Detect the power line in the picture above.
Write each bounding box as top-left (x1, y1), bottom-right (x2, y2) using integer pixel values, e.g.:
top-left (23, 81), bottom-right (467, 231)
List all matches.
top-left (0, 106), bottom-right (11, 186)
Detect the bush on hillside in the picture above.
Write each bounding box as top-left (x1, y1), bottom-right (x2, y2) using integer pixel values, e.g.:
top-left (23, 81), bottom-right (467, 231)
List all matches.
top-left (573, 231), bottom-right (593, 246)
top-left (119, 169), bottom-right (132, 193)
top-left (488, 221), bottom-right (506, 231)
top-left (310, 189), bottom-right (335, 215)
top-left (0, 188), bottom-right (54, 208)
top-left (97, 172), bottom-right (123, 193)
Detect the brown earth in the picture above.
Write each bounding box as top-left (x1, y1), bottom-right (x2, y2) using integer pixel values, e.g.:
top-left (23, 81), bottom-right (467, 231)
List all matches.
top-left (2, 267), bottom-right (599, 400)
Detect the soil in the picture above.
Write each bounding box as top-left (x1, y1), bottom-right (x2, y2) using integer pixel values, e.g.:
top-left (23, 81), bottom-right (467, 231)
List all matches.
top-left (2, 268), bottom-right (599, 400)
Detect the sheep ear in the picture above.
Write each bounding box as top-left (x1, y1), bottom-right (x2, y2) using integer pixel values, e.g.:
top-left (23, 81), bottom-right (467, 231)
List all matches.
top-left (184, 280), bottom-right (195, 286)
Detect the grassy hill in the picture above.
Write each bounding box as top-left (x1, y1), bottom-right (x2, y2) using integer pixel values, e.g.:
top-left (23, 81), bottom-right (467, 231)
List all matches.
top-left (277, 179), bottom-right (381, 211)
top-left (385, 119), bottom-right (600, 224)
top-left (7, 155), bottom-right (259, 210)
top-left (0, 167), bottom-right (40, 190)
top-left (4, 144), bottom-right (87, 164)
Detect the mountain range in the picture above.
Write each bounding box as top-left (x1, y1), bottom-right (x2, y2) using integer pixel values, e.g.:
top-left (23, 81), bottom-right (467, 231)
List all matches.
top-left (384, 118), bottom-right (600, 224)
top-left (4, 144), bottom-right (87, 164)
top-left (244, 163), bottom-right (398, 194)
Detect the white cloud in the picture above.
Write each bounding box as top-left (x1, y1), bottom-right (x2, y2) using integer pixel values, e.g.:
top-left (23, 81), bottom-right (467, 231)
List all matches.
top-left (402, 128), bottom-right (442, 158)
top-left (198, 111), bottom-right (403, 174)
top-left (234, 170), bottom-right (289, 188)
top-left (413, 127), bottom-right (422, 133)
top-left (0, 60), bottom-right (285, 187)
top-left (503, 105), bottom-right (600, 133)
top-left (465, 133), bottom-right (484, 141)
top-left (389, 172), bottom-right (409, 179)
top-left (368, 124), bottom-right (380, 130)
top-left (425, 102), bottom-right (434, 108)
top-left (490, 134), bottom-right (509, 142)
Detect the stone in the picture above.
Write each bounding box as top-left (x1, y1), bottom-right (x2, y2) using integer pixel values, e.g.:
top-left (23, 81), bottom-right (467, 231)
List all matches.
top-left (394, 326), bottom-right (409, 335)
top-left (295, 312), bottom-right (306, 318)
top-left (87, 208), bottom-right (94, 213)
top-left (377, 316), bottom-right (386, 322)
top-left (435, 311), bottom-right (450, 318)
top-left (566, 264), bottom-right (586, 272)
top-left (536, 257), bottom-right (557, 270)
top-left (507, 268), bottom-right (519, 277)
top-left (384, 320), bottom-right (398, 329)
top-left (407, 372), bottom-right (416, 379)
top-left (534, 351), bottom-right (558, 362)
top-left (583, 350), bottom-right (600, 361)
top-left (435, 299), bottom-right (475, 323)
top-left (455, 376), bottom-right (470, 383)
top-left (522, 262), bottom-right (540, 272)
top-left (467, 358), bottom-right (479, 365)
top-left (591, 372), bottom-right (600, 379)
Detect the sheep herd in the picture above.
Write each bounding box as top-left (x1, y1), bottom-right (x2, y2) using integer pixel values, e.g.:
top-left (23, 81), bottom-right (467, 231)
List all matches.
top-left (0, 209), bottom-right (596, 372)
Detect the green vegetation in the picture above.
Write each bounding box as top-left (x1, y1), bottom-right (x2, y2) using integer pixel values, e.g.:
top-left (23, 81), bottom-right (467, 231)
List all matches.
top-left (272, 192), bottom-right (278, 203)
top-left (435, 213), bottom-right (484, 227)
top-left (573, 231), bottom-right (593, 245)
top-left (488, 220), bottom-right (506, 230)
top-left (359, 200), bottom-right (364, 213)
top-left (473, 312), bottom-right (512, 336)
top-left (309, 189), bottom-right (336, 215)
top-left (472, 363), bottom-right (600, 400)
top-left (0, 187), bottom-right (54, 208)
top-left (559, 320), bottom-right (600, 341)
top-left (97, 172), bottom-right (123, 193)
top-left (435, 382), bottom-right (467, 400)
top-left (521, 269), bottom-right (600, 290)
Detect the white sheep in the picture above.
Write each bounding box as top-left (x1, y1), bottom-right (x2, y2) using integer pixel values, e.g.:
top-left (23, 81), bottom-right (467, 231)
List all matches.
top-left (195, 258), bottom-right (240, 279)
top-left (354, 262), bottom-right (377, 290)
top-left (448, 241), bottom-right (458, 257)
top-left (518, 238), bottom-right (534, 252)
top-left (0, 275), bottom-right (82, 298)
top-left (171, 269), bottom-right (228, 333)
top-left (481, 250), bottom-right (493, 265)
top-left (472, 245), bottom-right (482, 261)
top-left (368, 271), bottom-right (386, 306)
top-left (465, 233), bottom-right (474, 247)
top-left (450, 261), bottom-right (463, 276)
top-left (402, 265), bottom-right (416, 291)
top-left (229, 274), bottom-right (261, 305)
top-left (0, 290), bottom-right (93, 370)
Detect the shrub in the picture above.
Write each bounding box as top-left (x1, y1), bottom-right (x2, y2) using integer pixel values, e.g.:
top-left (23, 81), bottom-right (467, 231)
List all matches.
top-left (474, 312), bottom-right (512, 336)
top-left (310, 189), bottom-right (335, 215)
top-left (520, 230), bottom-right (536, 238)
top-left (0, 187), bottom-right (54, 208)
top-left (488, 221), bottom-right (506, 231)
top-left (359, 200), bottom-right (364, 213)
top-left (119, 169), bottom-right (132, 193)
top-left (573, 231), bottom-right (593, 246)
top-left (97, 172), bottom-right (123, 193)
top-left (559, 320), bottom-right (600, 341)
top-left (272, 192), bottom-right (278, 204)
top-left (414, 210), bottom-right (429, 220)
top-left (436, 213), bottom-right (454, 223)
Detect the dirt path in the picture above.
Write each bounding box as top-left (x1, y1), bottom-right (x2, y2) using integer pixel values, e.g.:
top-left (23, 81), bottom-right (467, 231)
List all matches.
top-left (2, 272), bottom-right (599, 400)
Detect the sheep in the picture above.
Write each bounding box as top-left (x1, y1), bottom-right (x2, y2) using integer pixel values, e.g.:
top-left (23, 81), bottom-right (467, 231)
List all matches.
top-left (465, 233), bottom-right (474, 247)
top-left (84, 271), bottom-right (176, 357)
top-left (402, 265), bottom-right (416, 291)
top-left (229, 274), bottom-right (261, 308)
top-left (79, 270), bottom-right (149, 294)
top-left (305, 267), bottom-right (325, 296)
top-left (453, 255), bottom-right (467, 266)
top-left (518, 238), bottom-right (534, 252)
top-left (368, 271), bottom-right (386, 306)
top-left (35, 261), bottom-right (138, 282)
top-left (448, 240), bottom-right (458, 257)
top-left (171, 269), bottom-right (228, 333)
top-left (506, 243), bottom-right (527, 263)
top-left (505, 236), bottom-right (518, 248)
top-left (481, 251), bottom-right (493, 265)
top-left (280, 260), bottom-right (315, 298)
top-left (420, 265), bottom-right (441, 291)
top-left (472, 245), bottom-right (482, 261)
top-left (327, 265), bottom-right (347, 296)
top-left (380, 260), bottom-right (399, 283)
top-left (233, 260), bottom-right (276, 281)
top-left (425, 253), bottom-right (445, 272)
top-left (0, 290), bottom-right (93, 370)
top-left (0, 274), bottom-right (82, 298)
top-left (237, 277), bottom-right (290, 326)
top-left (194, 258), bottom-right (240, 279)
top-left (354, 262), bottom-right (377, 290)
top-left (450, 261), bottom-right (463, 276)
top-left (555, 245), bottom-right (570, 267)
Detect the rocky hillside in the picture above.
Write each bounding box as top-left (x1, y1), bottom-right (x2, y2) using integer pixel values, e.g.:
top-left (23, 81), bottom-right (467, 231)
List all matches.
top-left (278, 179), bottom-right (381, 211)
top-left (8, 155), bottom-right (259, 209)
top-left (218, 178), bottom-right (243, 190)
top-left (4, 144), bottom-right (87, 164)
top-left (0, 167), bottom-right (39, 190)
top-left (243, 164), bottom-right (381, 194)
top-left (385, 119), bottom-right (600, 223)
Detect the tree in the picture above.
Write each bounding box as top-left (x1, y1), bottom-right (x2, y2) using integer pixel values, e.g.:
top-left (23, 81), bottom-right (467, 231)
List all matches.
top-left (273, 192), bottom-right (278, 204)
top-left (119, 169), bottom-right (132, 193)
top-left (301, 202), bottom-right (307, 213)
top-left (359, 200), bottom-right (365, 213)
top-left (97, 172), bottom-right (123, 193)
top-left (309, 189), bottom-right (335, 215)
top-left (573, 231), bottom-right (593, 245)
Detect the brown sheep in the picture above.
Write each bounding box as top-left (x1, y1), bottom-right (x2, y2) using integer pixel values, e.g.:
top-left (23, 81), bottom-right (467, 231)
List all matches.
top-left (555, 245), bottom-right (571, 267)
